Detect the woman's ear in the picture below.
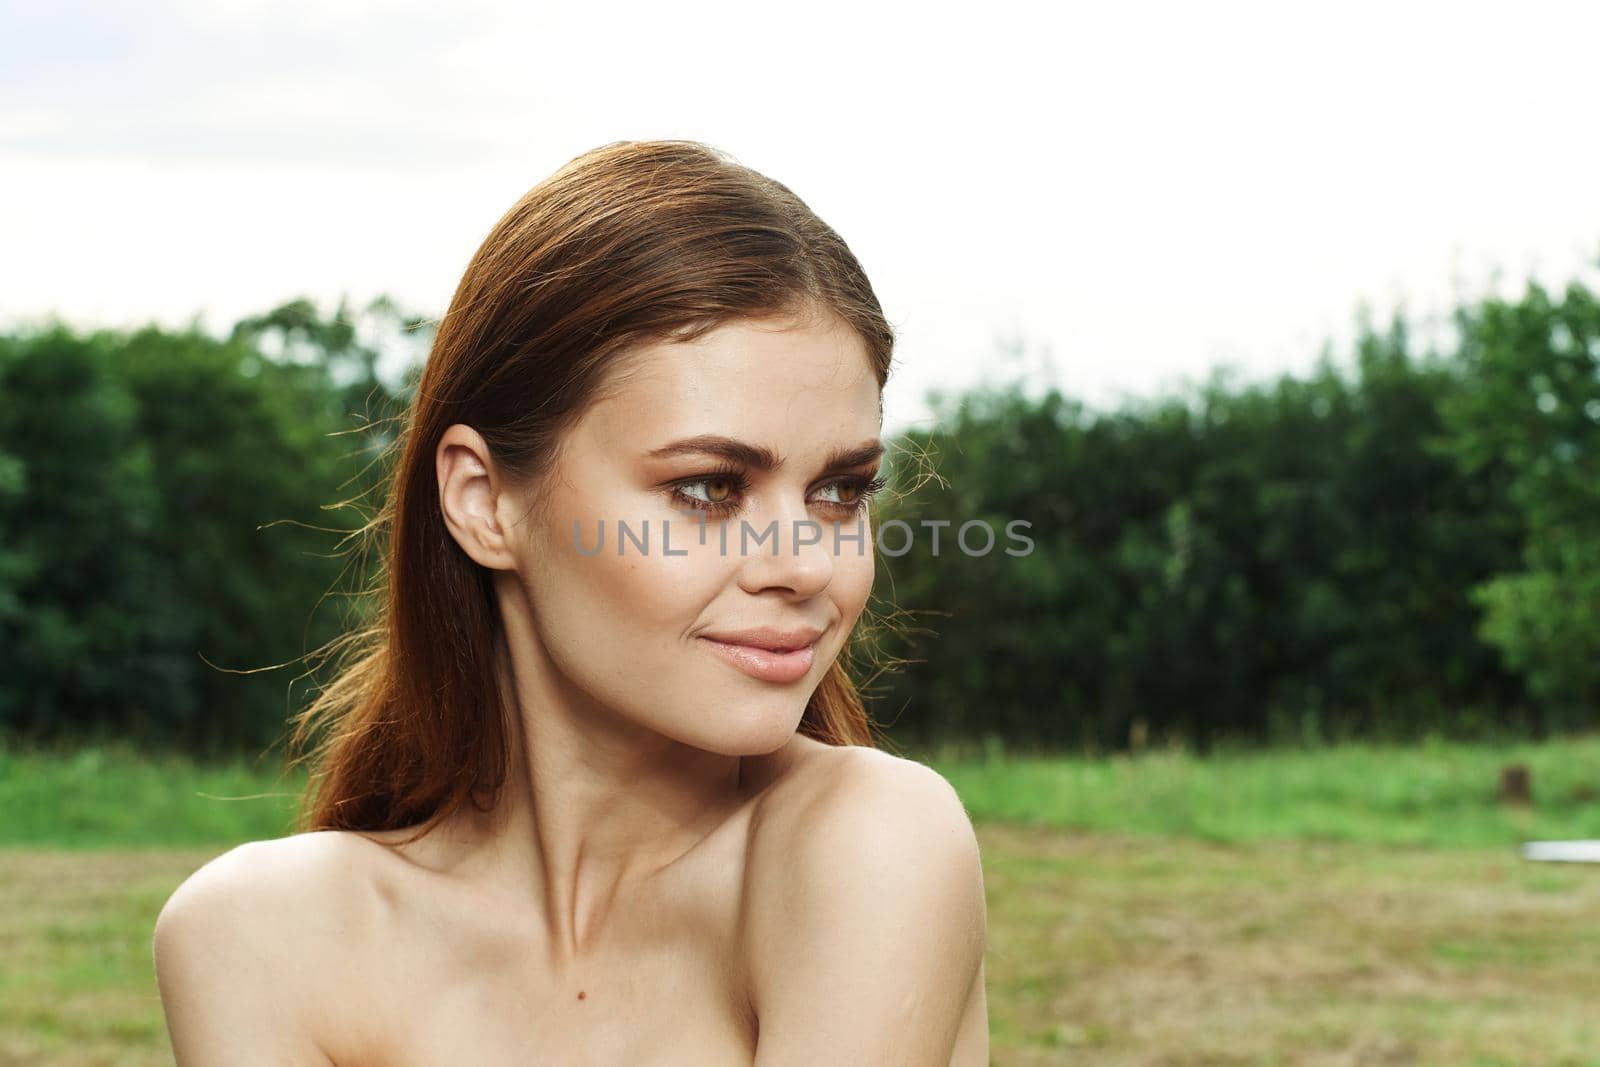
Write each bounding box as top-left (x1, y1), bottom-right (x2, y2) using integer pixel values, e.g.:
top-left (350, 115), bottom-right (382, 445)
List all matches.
top-left (436, 423), bottom-right (522, 571)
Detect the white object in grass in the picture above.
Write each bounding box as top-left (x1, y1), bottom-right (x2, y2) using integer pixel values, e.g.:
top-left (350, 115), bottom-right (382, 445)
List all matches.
top-left (1521, 840), bottom-right (1600, 863)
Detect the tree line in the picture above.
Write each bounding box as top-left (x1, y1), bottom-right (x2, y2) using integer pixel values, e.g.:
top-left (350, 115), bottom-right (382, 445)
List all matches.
top-left (873, 278), bottom-right (1599, 750)
top-left (0, 277), bottom-right (1595, 755)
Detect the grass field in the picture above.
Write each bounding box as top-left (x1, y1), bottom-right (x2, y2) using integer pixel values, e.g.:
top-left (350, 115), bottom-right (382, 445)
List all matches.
top-left (3, 738), bottom-right (1599, 1065)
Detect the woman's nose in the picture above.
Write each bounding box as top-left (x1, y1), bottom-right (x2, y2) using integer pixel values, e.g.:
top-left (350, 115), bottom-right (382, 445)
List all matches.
top-left (733, 503), bottom-right (837, 599)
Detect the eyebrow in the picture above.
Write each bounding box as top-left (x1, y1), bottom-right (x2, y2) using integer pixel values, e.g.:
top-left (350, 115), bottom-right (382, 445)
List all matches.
top-left (646, 435), bottom-right (885, 473)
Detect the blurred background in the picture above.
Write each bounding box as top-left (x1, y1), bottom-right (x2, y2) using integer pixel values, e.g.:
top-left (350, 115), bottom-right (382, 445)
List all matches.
top-left (3, 1), bottom-right (1599, 1064)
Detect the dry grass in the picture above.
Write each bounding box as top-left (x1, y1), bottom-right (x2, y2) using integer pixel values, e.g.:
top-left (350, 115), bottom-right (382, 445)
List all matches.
top-left (980, 824), bottom-right (1600, 1066)
top-left (4, 828), bottom-right (1600, 1065)
top-left (0, 850), bottom-right (212, 1067)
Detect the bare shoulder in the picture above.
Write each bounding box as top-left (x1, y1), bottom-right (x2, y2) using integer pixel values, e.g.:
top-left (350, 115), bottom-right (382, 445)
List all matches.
top-left (748, 741), bottom-right (979, 855)
top-left (155, 830), bottom-right (390, 959)
top-left (739, 744), bottom-right (988, 1065)
top-left (153, 831), bottom-right (395, 1065)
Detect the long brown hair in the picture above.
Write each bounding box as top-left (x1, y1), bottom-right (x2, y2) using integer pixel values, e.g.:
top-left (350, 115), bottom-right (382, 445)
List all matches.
top-left (290, 139), bottom-right (896, 835)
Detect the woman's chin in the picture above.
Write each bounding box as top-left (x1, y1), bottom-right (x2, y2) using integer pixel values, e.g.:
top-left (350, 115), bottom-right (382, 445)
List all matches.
top-left (673, 703), bottom-right (808, 757)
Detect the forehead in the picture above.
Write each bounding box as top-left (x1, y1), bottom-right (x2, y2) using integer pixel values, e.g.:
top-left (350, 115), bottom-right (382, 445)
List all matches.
top-left (580, 312), bottom-right (882, 453)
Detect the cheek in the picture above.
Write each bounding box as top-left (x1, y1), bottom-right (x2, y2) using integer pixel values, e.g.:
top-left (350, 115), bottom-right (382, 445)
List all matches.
top-left (522, 529), bottom-right (712, 720)
top-left (542, 519), bottom-right (714, 635)
top-left (532, 509), bottom-right (750, 669)
top-left (830, 537), bottom-right (876, 626)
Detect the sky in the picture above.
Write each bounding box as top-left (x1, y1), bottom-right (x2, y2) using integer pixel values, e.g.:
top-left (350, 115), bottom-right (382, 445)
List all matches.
top-left (4, 0), bottom-right (1599, 435)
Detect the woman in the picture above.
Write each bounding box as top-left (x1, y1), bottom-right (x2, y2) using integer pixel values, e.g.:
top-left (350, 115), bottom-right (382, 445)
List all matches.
top-left (153, 139), bottom-right (989, 1066)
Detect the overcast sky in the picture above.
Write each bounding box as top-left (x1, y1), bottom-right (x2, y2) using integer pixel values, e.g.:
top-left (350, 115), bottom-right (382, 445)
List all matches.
top-left (4, 0), bottom-right (1599, 434)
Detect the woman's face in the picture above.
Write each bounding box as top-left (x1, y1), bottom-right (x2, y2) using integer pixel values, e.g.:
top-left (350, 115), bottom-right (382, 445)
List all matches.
top-left (498, 309), bottom-right (883, 755)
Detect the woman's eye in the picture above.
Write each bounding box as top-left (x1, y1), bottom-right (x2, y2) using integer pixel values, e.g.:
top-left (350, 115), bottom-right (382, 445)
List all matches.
top-left (815, 481), bottom-right (861, 506)
top-left (671, 472), bottom-right (881, 514)
top-left (678, 477), bottom-right (738, 505)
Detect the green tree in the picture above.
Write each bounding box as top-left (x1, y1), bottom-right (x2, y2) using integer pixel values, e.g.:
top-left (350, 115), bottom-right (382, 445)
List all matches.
top-left (0, 296), bottom-right (428, 753)
top-left (1442, 277), bottom-right (1600, 724)
top-left (0, 327), bottom-right (164, 739)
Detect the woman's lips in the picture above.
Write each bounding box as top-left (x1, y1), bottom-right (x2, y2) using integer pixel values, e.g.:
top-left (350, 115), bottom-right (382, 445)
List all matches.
top-left (697, 637), bottom-right (816, 683)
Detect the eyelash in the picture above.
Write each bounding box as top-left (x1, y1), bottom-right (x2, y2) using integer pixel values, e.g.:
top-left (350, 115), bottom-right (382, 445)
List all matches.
top-left (669, 465), bottom-right (888, 518)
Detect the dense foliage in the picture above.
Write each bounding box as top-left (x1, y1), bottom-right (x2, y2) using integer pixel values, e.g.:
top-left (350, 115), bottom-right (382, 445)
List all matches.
top-left (873, 279), bottom-right (1600, 749)
top-left (0, 277), bottom-right (1595, 753)
top-left (0, 298), bottom-right (426, 754)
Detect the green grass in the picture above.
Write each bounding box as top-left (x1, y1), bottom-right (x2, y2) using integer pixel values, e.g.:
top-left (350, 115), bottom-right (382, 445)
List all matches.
top-left (923, 733), bottom-right (1600, 849)
top-left (0, 745), bottom-right (302, 848)
top-left (6, 832), bottom-right (1600, 1066)
top-left (4, 737), bottom-right (1600, 1065)
top-left (4, 734), bottom-right (1599, 849)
